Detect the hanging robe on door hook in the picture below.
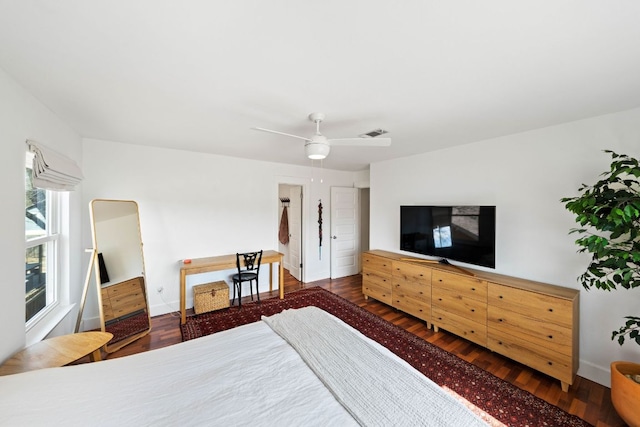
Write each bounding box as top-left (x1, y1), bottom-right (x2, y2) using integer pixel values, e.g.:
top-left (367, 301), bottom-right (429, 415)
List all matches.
top-left (279, 198), bottom-right (290, 245)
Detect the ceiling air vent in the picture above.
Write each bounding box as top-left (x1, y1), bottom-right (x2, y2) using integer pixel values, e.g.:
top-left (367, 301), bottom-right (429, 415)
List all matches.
top-left (359, 129), bottom-right (389, 138)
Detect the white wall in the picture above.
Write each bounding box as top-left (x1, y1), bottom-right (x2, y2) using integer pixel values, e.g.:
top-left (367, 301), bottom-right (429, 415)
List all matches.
top-left (0, 67), bottom-right (83, 362)
top-left (370, 107), bottom-right (640, 387)
top-left (81, 139), bottom-right (357, 326)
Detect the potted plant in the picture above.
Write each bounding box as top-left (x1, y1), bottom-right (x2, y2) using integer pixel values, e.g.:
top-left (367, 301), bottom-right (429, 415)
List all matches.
top-left (561, 150), bottom-right (640, 426)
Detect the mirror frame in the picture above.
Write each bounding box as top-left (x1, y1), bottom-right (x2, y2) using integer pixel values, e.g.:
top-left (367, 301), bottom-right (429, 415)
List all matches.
top-left (90, 199), bottom-right (151, 353)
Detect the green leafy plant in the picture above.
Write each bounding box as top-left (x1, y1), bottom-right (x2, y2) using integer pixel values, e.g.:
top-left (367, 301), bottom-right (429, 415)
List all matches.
top-left (561, 150), bottom-right (640, 345)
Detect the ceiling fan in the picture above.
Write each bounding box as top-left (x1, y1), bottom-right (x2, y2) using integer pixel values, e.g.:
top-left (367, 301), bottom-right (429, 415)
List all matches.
top-left (252, 112), bottom-right (391, 160)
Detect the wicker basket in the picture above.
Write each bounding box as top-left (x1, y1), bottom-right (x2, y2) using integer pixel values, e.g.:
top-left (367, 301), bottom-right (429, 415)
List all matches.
top-left (193, 281), bottom-right (230, 314)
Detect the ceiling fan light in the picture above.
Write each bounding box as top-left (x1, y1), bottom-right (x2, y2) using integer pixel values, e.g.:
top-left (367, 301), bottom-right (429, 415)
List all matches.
top-left (305, 142), bottom-right (330, 160)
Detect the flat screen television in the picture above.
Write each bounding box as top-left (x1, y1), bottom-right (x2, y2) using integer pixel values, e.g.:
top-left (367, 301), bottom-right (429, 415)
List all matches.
top-left (400, 205), bottom-right (496, 268)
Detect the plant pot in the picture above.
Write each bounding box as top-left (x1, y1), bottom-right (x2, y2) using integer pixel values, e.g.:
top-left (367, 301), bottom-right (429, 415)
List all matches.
top-left (611, 361), bottom-right (640, 427)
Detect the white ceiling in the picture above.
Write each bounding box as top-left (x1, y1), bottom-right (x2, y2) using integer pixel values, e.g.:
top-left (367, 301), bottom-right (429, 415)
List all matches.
top-left (1, 1), bottom-right (640, 171)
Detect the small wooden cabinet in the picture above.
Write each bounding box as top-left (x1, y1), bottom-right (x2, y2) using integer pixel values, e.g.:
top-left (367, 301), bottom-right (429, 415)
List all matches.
top-left (101, 276), bottom-right (147, 323)
top-left (362, 253), bottom-right (393, 305)
top-left (432, 270), bottom-right (488, 347)
top-left (392, 261), bottom-right (431, 325)
top-left (361, 250), bottom-right (579, 392)
top-left (487, 282), bottom-right (578, 389)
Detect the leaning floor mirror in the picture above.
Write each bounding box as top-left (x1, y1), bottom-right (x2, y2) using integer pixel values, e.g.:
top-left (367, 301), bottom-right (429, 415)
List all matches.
top-left (89, 199), bottom-right (151, 353)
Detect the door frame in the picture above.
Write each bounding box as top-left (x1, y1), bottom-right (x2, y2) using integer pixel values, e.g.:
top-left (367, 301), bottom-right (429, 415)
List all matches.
top-left (276, 178), bottom-right (308, 283)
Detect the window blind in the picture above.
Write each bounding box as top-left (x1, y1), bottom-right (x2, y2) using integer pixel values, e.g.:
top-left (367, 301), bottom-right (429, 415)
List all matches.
top-left (26, 140), bottom-right (83, 191)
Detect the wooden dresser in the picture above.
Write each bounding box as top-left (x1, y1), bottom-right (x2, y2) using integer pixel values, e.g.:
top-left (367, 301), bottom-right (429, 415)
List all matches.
top-left (101, 276), bottom-right (147, 323)
top-left (362, 250), bottom-right (579, 392)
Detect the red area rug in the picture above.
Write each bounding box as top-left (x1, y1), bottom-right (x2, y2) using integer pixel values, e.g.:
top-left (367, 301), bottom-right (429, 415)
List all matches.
top-left (106, 311), bottom-right (149, 344)
top-left (181, 286), bottom-right (591, 427)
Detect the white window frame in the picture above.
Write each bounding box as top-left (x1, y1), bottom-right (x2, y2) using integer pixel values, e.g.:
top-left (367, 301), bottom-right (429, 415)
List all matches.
top-left (25, 152), bottom-right (68, 341)
top-left (25, 196), bottom-right (61, 328)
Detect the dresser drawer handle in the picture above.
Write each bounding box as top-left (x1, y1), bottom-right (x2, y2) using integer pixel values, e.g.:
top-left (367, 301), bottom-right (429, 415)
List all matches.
top-left (419, 274), bottom-right (424, 277)
top-left (419, 291), bottom-right (423, 295)
top-left (498, 341), bottom-right (503, 345)
top-left (548, 308), bottom-right (554, 312)
top-left (548, 361), bottom-right (553, 366)
top-left (499, 295), bottom-right (503, 299)
top-left (471, 287), bottom-right (476, 291)
top-left (439, 279), bottom-right (443, 282)
top-left (438, 298), bottom-right (442, 301)
top-left (438, 317), bottom-right (443, 320)
top-left (548, 335), bottom-right (553, 339)
top-left (470, 330), bottom-right (475, 334)
top-left (498, 318), bottom-right (503, 322)
top-left (471, 309), bottom-right (475, 312)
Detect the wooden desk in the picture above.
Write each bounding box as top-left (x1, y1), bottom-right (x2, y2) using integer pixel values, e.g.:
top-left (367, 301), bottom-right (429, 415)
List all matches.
top-left (0, 331), bottom-right (113, 376)
top-left (180, 250), bottom-right (284, 324)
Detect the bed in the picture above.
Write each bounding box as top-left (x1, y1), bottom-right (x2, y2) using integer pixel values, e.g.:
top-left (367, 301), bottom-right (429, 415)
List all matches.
top-left (0, 307), bottom-right (495, 426)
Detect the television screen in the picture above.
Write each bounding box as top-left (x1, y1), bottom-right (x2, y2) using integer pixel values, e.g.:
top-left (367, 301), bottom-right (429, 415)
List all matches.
top-left (400, 205), bottom-right (496, 268)
top-left (98, 252), bottom-right (111, 284)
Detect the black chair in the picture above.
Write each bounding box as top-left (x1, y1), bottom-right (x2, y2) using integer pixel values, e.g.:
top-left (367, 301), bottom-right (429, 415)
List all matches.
top-left (231, 250), bottom-right (262, 307)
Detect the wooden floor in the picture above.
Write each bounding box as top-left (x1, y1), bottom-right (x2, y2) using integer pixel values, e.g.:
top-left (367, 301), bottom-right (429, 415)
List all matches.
top-left (103, 272), bottom-right (625, 427)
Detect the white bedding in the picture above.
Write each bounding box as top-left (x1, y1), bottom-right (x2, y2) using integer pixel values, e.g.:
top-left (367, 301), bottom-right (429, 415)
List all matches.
top-left (0, 307), bottom-right (488, 427)
top-left (264, 307), bottom-right (487, 427)
top-left (0, 319), bottom-right (356, 426)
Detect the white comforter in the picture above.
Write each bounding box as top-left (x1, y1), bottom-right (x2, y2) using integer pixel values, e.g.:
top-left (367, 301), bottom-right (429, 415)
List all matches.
top-left (0, 307), bottom-right (488, 426)
top-left (264, 306), bottom-right (487, 427)
top-left (0, 318), bottom-right (356, 426)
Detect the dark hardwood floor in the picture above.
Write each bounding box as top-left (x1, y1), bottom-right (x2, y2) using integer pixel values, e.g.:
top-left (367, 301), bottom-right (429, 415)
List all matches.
top-left (102, 271), bottom-right (625, 427)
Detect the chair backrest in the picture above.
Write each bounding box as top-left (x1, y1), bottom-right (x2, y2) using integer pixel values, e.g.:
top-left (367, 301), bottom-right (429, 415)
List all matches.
top-left (236, 250), bottom-right (262, 274)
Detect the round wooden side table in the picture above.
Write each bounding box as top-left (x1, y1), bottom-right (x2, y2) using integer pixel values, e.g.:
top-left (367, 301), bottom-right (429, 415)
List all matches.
top-left (0, 331), bottom-right (113, 376)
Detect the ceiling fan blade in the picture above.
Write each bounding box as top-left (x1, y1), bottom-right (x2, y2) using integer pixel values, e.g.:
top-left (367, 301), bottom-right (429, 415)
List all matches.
top-left (328, 137), bottom-right (392, 147)
top-left (252, 127), bottom-right (311, 142)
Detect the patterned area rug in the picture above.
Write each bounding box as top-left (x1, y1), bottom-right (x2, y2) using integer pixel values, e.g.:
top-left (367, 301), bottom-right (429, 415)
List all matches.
top-left (106, 311), bottom-right (149, 344)
top-left (181, 287), bottom-right (591, 427)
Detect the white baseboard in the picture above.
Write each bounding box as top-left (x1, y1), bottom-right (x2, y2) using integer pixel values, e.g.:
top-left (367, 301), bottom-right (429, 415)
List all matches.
top-left (78, 316), bottom-right (101, 333)
top-left (577, 359), bottom-right (611, 387)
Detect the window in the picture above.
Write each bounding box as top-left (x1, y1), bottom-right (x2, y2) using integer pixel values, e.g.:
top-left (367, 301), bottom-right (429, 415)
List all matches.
top-left (25, 152), bottom-right (60, 325)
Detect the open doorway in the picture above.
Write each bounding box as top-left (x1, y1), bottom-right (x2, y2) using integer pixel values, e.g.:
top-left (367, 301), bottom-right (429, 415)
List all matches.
top-left (360, 187), bottom-right (370, 254)
top-left (278, 184), bottom-right (303, 281)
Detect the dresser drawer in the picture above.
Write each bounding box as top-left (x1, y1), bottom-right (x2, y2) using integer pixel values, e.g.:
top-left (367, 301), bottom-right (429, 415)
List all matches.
top-left (488, 283), bottom-right (573, 328)
top-left (363, 269), bottom-right (392, 291)
top-left (432, 308), bottom-right (487, 347)
top-left (394, 281), bottom-right (430, 302)
top-left (432, 270), bottom-right (487, 301)
top-left (105, 277), bottom-right (144, 298)
top-left (392, 261), bottom-right (431, 284)
top-left (488, 306), bottom-right (572, 356)
top-left (488, 329), bottom-right (573, 385)
top-left (433, 286), bottom-right (487, 322)
top-left (393, 292), bottom-right (430, 322)
top-left (110, 291), bottom-right (145, 310)
top-left (363, 281), bottom-right (393, 305)
top-left (111, 300), bottom-right (146, 318)
top-left (362, 254), bottom-right (392, 274)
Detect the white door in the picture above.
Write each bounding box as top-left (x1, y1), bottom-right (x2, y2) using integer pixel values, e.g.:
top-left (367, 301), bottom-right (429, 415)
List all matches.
top-left (288, 186), bottom-right (302, 281)
top-left (330, 187), bottom-right (360, 279)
